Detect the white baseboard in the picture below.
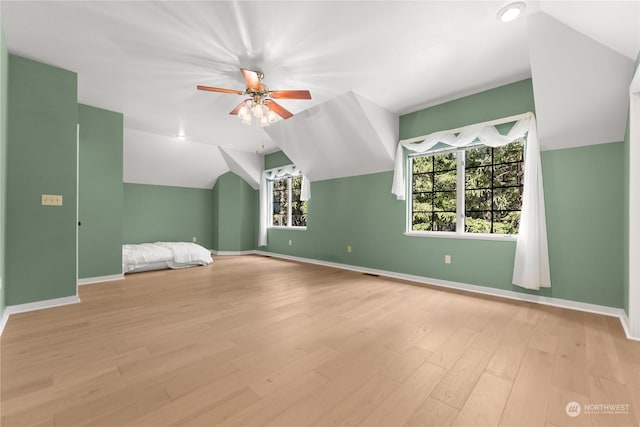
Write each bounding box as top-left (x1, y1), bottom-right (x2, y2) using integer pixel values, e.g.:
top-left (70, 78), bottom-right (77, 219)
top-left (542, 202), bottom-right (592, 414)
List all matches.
top-left (255, 250), bottom-right (639, 341)
top-left (0, 308), bottom-right (9, 337)
top-left (212, 250), bottom-right (256, 256)
top-left (620, 311), bottom-right (640, 342)
top-left (0, 294), bottom-right (81, 336)
top-left (77, 274), bottom-right (124, 286)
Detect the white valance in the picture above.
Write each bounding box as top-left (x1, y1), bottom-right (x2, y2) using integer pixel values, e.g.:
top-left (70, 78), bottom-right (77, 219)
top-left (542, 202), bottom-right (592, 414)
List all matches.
top-left (392, 112), bottom-right (533, 201)
top-left (390, 112), bottom-right (551, 290)
top-left (258, 165), bottom-right (310, 247)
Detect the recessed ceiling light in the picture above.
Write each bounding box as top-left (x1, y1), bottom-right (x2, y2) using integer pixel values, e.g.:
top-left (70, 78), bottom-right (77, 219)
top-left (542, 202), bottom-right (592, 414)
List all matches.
top-left (497, 2), bottom-right (525, 22)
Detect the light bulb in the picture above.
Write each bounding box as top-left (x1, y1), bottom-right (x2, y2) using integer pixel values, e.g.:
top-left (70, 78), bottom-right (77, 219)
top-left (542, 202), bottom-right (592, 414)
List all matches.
top-left (252, 104), bottom-right (264, 118)
top-left (260, 116), bottom-right (269, 127)
top-left (496, 2), bottom-right (525, 22)
top-left (268, 110), bottom-right (277, 123)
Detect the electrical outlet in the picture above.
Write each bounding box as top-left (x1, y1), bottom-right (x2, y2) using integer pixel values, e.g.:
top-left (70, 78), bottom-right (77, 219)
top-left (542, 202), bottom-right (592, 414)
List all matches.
top-left (347, 245), bottom-right (352, 253)
top-left (192, 236), bottom-right (197, 242)
top-left (445, 255), bottom-right (451, 264)
top-left (41, 194), bottom-right (63, 206)
top-left (288, 240), bottom-right (292, 246)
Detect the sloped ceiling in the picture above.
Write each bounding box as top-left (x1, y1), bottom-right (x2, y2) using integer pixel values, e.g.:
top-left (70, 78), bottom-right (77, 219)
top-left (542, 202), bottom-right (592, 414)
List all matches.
top-left (219, 147), bottom-right (263, 189)
top-left (528, 12), bottom-right (634, 150)
top-left (124, 129), bottom-right (228, 189)
top-left (1, 1), bottom-right (639, 188)
top-left (264, 92), bottom-right (397, 181)
top-left (538, 1), bottom-right (639, 60)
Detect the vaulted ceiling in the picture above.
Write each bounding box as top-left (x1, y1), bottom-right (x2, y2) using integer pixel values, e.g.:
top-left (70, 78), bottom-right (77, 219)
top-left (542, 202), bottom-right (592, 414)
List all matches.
top-left (1, 1), bottom-right (638, 189)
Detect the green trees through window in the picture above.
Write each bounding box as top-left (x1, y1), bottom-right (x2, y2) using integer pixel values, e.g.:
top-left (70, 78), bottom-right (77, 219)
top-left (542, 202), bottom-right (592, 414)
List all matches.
top-left (272, 178), bottom-right (288, 226)
top-left (271, 176), bottom-right (307, 227)
top-left (412, 151), bottom-right (457, 231)
top-left (410, 141), bottom-right (524, 234)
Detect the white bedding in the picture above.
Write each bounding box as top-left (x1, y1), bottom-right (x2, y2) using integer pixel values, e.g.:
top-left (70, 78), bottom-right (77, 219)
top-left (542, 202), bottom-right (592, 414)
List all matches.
top-left (123, 242), bottom-right (212, 273)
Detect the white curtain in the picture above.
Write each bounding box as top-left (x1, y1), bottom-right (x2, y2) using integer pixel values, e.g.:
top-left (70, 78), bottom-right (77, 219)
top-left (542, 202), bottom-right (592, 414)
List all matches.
top-left (391, 112), bottom-right (551, 290)
top-left (258, 165), bottom-right (310, 247)
top-left (392, 114), bottom-right (531, 200)
top-left (511, 116), bottom-right (551, 290)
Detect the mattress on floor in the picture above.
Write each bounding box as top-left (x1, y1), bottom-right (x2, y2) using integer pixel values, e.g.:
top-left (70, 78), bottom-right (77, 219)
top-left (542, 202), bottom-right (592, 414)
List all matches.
top-left (123, 242), bottom-right (213, 273)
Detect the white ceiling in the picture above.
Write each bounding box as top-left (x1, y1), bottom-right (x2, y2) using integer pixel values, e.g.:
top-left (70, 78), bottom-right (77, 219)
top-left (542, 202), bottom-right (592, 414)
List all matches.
top-left (265, 91), bottom-right (398, 182)
top-left (528, 12), bottom-right (634, 151)
top-left (1, 1), bottom-right (638, 188)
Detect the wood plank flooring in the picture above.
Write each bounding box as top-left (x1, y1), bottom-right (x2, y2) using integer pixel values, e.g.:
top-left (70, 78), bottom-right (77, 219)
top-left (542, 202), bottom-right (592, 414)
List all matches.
top-left (1, 255), bottom-right (639, 426)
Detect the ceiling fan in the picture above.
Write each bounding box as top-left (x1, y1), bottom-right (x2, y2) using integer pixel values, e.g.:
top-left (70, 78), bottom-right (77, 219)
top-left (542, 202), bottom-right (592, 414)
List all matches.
top-left (197, 68), bottom-right (311, 126)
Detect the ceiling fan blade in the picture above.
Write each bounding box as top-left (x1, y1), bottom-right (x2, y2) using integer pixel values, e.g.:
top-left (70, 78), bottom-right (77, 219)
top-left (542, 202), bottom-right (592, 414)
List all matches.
top-left (241, 68), bottom-right (261, 90)
top-left (229, 101), bottom-right (246, 115)
top-left (197, 85), bottom-right (244, 95)
top-left (266, 101), bottom-right (293, 120)
top-left (270, 90), bottom-right (312, 100)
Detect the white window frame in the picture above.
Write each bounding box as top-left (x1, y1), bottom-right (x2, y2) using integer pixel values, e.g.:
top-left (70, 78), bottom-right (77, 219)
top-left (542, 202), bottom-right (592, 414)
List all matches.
top-left (269, 176), bottom-right (307, 230)
top-left (404, 145), bottom-right (521, 242)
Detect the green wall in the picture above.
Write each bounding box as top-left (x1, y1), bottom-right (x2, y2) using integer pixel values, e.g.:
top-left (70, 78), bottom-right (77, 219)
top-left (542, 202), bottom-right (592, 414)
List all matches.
top-left (264, 150), bottom-right (292, 169)
top-left (542, 143), bottom-right (624, 306)
top-left (78, 104), bottom-right (123, 279)
top-left (123, 183), bottom-right (213, 249)
top-left (262, 78), bottom-right (625, 308)
top-left (0, 27), bottom-right (8, 313)
top-left (400, 79), bottom-right (535, 139)
top-left (212, 182), bottom-right (219, 250)
top-left (212, 172), bottom-right (257, 252)
top-left (6, 55), bottom-right (78, 305)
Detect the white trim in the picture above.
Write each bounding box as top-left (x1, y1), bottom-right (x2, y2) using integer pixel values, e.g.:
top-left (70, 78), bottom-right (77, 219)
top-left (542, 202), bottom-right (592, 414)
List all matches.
top-left (619, 312), bottom-right (640, 342)
top-left (77, 274), bottom-right (124, 286)
top-left (0, 295), bottom-right (81, 336)
top-left (629, 68), bottom-right (640, 340)
top-left (211, 250), bottom-right (256, 256)
top-left (76, 123), bottom-right (80, 297)
top-left (270, 226), bottom-right (308, 231)
top-left (404, 231), bottom-right (517, 242)
top-left (4, 295), bottom-right (80, 315)
top-left (254, 250), bottom-right (638, 340)
top-left (0, 308), bottom-right (10, 337)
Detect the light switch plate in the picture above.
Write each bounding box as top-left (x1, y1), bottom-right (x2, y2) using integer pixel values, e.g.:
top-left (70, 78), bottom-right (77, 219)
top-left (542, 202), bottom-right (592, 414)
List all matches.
top-left (42, 194), bottom-right (63, 206)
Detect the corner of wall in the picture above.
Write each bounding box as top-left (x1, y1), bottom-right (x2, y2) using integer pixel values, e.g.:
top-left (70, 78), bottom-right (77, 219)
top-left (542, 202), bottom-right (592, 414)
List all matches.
top-left (0, 25), bottom-right (7, 318)
top-left (212, 171), bottom-right (258, 252)
top-left (5, 54), bottom-right (78, 305)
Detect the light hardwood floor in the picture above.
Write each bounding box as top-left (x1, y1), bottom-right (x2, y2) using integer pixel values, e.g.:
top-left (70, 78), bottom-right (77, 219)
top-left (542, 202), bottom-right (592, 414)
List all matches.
top-left (1, 255), bottom-right (639, 426)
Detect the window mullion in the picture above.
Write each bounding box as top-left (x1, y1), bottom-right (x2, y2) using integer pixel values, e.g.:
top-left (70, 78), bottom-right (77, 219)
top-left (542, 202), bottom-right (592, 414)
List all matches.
top-left (287, 177), bottom-right (293, 227)
top-left (407, 157), bottom-right (413, 232)
top-left (431, 157), bottom-right (435, 230)
top-left (269, 180), bottom-right (274, 226)
top-left (456, 150), bottom-right (465, 233)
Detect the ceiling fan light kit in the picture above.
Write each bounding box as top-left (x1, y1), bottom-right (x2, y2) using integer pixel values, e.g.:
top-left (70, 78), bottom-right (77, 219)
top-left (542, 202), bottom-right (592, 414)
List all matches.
top-left (237, 99), bottom-right (278, 127)
top-left (197, 68), bottom-right (311, 127)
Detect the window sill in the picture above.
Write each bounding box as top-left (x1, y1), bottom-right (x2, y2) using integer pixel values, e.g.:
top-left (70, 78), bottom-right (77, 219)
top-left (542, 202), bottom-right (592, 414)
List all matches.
top-left (270, 226), bottom-right (308, 231)
top-left (404, 231), bottom-right (517, 242)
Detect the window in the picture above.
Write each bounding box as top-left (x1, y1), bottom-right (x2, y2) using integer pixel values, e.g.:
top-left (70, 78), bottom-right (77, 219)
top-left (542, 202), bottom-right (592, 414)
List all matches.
top-left (271, 175), bottom-right (307, 227)
top-left (410, 140), bottom-right (524, 235)
top-left (411, 151), bottom-right (457, 231)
